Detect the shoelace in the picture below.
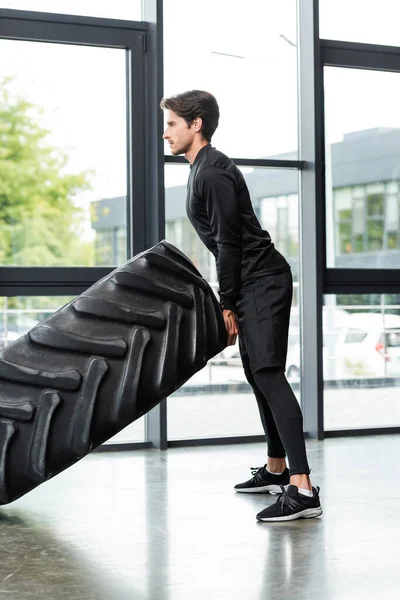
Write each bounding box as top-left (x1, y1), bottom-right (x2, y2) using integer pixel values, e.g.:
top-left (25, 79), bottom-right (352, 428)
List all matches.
top-left (277, 486), bottom-right (302, 513)
top-left (249, 466), bottom-right (266, 482)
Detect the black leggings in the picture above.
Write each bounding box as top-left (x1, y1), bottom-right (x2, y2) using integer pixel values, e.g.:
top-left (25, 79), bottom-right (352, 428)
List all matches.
top-left (241, 352), bottom-right (310, 476)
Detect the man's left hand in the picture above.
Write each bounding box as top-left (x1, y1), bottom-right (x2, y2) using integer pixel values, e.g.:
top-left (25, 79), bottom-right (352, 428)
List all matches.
top-left (222, 309), bottom-right (238, 346)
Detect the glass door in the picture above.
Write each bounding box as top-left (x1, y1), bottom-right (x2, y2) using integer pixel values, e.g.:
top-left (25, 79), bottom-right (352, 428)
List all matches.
top-left (323, 63), bottom-right (400, 431)
top-left (0, 11), bottom-right (147, 442)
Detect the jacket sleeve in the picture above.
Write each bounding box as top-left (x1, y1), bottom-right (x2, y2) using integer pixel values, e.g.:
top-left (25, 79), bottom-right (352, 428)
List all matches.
top-left (197, 166), bottom-right (242, 310)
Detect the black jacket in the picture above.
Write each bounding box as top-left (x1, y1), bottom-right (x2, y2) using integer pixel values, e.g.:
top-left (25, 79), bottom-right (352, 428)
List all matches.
top-left (186, 144), bottom-right (289, 310)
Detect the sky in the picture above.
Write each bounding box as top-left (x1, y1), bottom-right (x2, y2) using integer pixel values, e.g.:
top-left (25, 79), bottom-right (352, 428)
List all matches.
top-left (1, 0), bottom-right (400, 196)
top-left (0, 0), bottom-right (141, 20)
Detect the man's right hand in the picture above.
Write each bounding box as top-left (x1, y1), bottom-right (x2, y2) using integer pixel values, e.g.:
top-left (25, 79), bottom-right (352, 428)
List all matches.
top-left (222, 309), bottom-right (239, 346)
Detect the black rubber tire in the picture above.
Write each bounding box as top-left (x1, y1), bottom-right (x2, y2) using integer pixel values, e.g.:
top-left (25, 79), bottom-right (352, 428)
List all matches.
top-left (0, 240), bottom-right (227, 505)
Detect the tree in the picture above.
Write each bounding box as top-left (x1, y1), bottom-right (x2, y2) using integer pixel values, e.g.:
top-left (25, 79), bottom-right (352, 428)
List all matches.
top-left (0, 78), bottom-right (94, 267)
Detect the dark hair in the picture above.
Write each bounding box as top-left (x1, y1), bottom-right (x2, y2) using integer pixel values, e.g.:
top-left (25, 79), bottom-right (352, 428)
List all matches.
top-left (160, 90), bottom-right (219, 142)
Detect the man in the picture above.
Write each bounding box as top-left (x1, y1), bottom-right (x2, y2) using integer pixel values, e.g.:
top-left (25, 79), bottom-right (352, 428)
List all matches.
top-left (161, 90), bottom-right (322, 522)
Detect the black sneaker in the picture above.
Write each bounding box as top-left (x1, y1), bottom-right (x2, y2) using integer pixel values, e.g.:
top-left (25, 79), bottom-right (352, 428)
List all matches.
top-left (234, 466), bottom-right (289, 494)
top-left (256, 484), bottom-right (322, 522)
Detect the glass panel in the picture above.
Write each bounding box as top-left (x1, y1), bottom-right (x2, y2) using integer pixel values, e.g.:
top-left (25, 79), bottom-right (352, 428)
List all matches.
top-left (0, 295), bottom-right (64, 347)
top-left (386, 195), bottom-right (399, 229)
top-left (107, 419), bottom-right (145, 444)
top-left (367, 191), bottom-right (384, 218)
top-left (344, 329), bottom-right (368, 344)
top-left (0, 0), bottom-right (142, 20)
top-left (0, 40), bottom-right (127, 266)
top-left (0, 296), bottom-right (145, 442)
top-left (165, 165), bottom-right (300, 439)
top-left (352, 199), bottom-right (364, 235)
top-left (324, 67), bottom-right (400, 268)
top-left (319, 0), bottom-right (400, 46)
top-left (324, 294), bottom-right (400, 431)
top-left (163, 0), bottom-right (298, 159)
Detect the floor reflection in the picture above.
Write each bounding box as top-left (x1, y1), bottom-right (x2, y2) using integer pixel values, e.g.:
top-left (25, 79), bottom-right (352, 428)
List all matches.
top-left (0, 437), bottom-right (398, 599)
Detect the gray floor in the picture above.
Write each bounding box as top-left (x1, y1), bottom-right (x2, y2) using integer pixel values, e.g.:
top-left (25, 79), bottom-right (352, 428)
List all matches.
top-left (0, 435), bottom-right (399, 600)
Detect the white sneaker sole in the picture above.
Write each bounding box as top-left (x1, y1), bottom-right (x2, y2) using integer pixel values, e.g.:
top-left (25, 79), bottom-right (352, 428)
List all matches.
top-left (257, 507), bottom-right (323, 522)
top-left (234, 484), bottom-right (283, 494)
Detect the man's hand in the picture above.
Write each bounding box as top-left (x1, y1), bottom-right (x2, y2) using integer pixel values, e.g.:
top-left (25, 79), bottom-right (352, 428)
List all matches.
top-left (222, 309), bottom-right (239, 346)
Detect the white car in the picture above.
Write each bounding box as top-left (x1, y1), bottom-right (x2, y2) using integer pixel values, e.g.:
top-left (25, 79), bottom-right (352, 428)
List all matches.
top-left (335, 312), bottom-right (400, 378)
top-left (286, 311), bottom-right (400, 381)
top-left (286, 307), bottom-right (351, 381)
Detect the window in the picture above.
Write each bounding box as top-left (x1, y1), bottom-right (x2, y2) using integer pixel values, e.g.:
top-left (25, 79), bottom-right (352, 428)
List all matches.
top-left (0, 0), bottom-right (142, 20)
top-left (325, 67), bottom-right (400, 268)
top-left (165, 165), bottom-right (301, 439)
top-left (324, 294), bottom-right (400, 431)
top-left (344, 329), bottom-right (368, 344)
top-left (333, 183), bottom-right (400, 258)
top-left (0, 295), bottom-right (145, 442)
top-left (0, 40), bottom-right (128, 267)
top-left (386, 331), bottom-right (400, 348)
top-left (319, 0), bottom-right (400, 46)
top-left (163, 0), bottom-right (298, 159)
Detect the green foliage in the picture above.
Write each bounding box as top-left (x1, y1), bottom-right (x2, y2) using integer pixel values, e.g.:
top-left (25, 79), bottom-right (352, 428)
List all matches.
top-left (0, 78), bottom-right (94, 266)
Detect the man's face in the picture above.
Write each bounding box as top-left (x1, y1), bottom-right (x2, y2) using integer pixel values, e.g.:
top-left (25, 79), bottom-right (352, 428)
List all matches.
top-left (163, 110), bottom-right (195, 155)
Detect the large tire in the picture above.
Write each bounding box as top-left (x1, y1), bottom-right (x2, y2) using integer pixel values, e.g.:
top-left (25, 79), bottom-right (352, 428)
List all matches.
top-left (0, 240), bottom-right (227, 505)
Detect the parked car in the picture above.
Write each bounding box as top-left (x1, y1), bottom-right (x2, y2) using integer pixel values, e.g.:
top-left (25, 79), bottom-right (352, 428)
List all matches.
top-left (286, 307), bottom-right (351, 381)
top-left (335, 312), bottom-right (400, 378)
top-left (286, 311), bottom-right (400, 381)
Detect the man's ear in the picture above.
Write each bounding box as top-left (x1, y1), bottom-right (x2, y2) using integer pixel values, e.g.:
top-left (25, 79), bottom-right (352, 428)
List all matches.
top-left (193, 117), bottom-right (203, 134)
